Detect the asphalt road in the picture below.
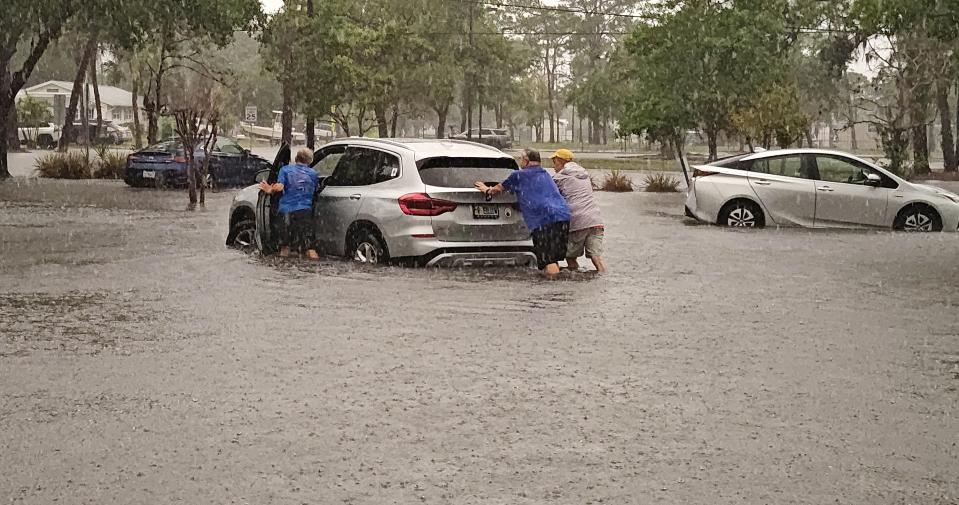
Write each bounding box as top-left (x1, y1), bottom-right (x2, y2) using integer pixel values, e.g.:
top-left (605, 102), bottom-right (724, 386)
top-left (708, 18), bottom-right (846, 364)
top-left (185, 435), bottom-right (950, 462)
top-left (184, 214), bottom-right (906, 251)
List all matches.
top-left (1, 177), bottom-right (958, 504)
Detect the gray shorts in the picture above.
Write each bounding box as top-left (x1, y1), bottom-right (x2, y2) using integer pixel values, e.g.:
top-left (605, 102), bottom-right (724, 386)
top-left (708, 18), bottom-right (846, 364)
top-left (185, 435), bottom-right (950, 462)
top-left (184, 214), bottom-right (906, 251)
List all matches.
top-left (566, 226), bottom-right (605, 258)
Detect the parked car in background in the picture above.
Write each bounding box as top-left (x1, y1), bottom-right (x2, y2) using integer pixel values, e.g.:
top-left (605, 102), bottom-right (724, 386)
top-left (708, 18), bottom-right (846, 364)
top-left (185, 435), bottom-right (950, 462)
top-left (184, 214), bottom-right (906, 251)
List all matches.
top-left (63, 121), bottom-right (131, 145)
top-left (450, 128), bottom-right (512, 149)
top-left (685, 148), bottom-right (959, 232)
top-left (226, 138), bottom-right (536, 266)
top-left (17, 122), bottom-right (60, 149)
top-left (125, 137), bottom-right (271, 189)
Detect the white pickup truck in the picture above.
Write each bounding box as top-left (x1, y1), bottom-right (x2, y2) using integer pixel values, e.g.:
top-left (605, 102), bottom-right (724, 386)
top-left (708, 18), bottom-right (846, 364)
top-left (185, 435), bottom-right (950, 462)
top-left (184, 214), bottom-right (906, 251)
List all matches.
top-left (18, 122), bottom-right (60, 149)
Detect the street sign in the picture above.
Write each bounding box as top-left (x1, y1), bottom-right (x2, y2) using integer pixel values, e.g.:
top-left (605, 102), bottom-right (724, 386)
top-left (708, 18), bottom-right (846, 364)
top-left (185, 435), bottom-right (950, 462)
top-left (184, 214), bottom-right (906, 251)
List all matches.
top-left (244, 106), bottom-right (257, 123)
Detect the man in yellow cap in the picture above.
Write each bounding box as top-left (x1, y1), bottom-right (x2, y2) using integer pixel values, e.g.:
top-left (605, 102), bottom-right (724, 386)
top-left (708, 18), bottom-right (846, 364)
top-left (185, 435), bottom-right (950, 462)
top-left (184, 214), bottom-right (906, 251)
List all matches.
top-left (550, 149), bottom-right (607, 273)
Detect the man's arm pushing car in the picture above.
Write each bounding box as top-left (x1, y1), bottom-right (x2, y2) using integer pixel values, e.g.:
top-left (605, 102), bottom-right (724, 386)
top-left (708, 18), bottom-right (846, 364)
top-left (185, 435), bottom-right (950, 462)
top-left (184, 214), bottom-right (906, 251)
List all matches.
top-left (259, 181), bottom-right (284, 194)
top-left (474, 181), bottom-right (504, 200)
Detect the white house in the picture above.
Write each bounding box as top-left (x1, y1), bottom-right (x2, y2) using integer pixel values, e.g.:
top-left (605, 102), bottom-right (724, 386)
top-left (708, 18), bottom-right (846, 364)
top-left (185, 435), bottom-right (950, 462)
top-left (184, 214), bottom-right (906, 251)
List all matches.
top-left (16, 80), bottom-right (142, 125)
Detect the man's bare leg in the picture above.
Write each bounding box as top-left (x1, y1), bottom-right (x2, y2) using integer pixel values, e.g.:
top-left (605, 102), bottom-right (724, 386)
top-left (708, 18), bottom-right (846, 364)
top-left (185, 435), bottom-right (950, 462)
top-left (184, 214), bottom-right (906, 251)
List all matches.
top-left (279, 246), bottom-right (291, 257)
top-left (307, 249), bottom-right (320, 260)
top-left (544, 263), bottom-right (561, 277)
top-left (566, 257), bottom-right (580, 270)
top-left (590, 256), bottom-right (608, 273)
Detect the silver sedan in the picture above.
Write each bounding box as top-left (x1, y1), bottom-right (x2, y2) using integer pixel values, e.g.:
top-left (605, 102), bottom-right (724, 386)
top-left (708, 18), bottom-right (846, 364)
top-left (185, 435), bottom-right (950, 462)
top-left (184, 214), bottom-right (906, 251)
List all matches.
top-left (685, 149), bottom-right (959, 232)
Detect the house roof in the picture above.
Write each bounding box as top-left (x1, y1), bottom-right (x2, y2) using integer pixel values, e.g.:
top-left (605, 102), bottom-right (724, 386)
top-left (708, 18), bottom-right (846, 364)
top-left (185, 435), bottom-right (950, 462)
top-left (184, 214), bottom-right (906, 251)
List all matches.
top-left (21, 80), bottom-right (141, 108)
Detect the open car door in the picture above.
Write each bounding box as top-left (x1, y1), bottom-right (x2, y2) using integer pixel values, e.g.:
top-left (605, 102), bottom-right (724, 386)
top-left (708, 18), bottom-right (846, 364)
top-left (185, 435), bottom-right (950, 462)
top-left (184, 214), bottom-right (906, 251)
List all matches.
top-left (255, 143), bottom-right (290, 254)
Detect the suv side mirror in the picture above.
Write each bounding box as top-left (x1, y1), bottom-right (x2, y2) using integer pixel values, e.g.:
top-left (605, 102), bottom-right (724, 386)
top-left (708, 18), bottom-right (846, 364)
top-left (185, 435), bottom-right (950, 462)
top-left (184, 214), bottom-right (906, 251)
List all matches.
top-left (254, 168), bottom-right (271, 183)
top-left (864, 173), bottom-right (881, 187)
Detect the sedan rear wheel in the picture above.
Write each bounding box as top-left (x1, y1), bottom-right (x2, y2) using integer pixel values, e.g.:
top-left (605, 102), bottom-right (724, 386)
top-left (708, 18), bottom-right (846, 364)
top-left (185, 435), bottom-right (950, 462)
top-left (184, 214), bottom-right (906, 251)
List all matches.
top-left (154, 171), bottom-right (171, 190)
top-left (719, 200), bottom-right (765, 228)
top-left (894, 205), bottom-right (942, 232)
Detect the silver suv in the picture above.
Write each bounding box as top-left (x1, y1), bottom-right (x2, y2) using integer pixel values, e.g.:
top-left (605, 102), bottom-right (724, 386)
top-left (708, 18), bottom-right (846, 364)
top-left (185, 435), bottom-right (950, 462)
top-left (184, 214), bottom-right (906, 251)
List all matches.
top-left (226, 138), bottom-right (536, 267)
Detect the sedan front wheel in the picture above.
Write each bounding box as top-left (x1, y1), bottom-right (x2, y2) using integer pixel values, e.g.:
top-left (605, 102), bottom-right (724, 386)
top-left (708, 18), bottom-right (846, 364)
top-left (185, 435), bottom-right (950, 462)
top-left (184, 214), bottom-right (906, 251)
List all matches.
top-left (894, 204), bottom-right (942, 232)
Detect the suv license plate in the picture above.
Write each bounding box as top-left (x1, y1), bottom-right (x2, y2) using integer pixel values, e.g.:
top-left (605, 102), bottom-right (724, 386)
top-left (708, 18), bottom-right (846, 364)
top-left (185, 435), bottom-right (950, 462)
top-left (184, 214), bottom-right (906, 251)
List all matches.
top-left (473, 204), bottom-right (499, 219)
top-left (142, 171), bottom-right (156, 179)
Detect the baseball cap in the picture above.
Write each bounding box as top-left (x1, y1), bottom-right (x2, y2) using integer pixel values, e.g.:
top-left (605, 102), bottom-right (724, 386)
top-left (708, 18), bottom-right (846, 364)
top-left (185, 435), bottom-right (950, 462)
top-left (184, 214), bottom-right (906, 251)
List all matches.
top-left (550, 148), bottom-right (574, 161)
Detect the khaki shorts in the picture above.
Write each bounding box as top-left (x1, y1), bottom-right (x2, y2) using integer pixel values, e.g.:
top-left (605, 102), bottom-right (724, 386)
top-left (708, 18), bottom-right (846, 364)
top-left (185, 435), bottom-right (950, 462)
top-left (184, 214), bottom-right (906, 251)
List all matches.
top-left (566, 227), bottom-right (605, 258)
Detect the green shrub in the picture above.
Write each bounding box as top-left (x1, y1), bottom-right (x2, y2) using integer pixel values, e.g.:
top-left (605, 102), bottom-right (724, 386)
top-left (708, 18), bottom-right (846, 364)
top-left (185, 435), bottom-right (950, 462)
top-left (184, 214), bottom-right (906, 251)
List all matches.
top-left (599, 169), bottom-right (634, 192)
top-left (35, 152), bottom-right (92, 179)
top-left (643, 173), bottom-right (681, 193)
top-left (94, 151), bottom-right (127, 179)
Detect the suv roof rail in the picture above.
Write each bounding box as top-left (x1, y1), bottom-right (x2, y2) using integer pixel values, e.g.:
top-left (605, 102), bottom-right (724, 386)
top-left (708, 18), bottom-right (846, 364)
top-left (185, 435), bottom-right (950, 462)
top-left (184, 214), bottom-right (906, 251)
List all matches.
top-left (340, 136), bottom-right (507, 154)
top-left (438, 138), bottom-right (505, 154)
top-left (340, 137), bottom-right (413, 150)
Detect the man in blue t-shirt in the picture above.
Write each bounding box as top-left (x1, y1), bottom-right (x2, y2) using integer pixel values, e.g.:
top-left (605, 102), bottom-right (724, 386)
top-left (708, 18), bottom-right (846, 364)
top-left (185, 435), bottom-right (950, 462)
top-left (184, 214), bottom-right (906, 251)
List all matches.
top-left (259, 148), bottom-right (320, 259)
top-left (475, 148), bottom-right (571, 276)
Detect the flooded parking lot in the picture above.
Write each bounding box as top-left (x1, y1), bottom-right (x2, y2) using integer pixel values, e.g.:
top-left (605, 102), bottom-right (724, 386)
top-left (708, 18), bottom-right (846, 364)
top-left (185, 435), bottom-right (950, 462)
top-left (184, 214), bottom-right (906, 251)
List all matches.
top-left (1, 178), bottom-right (958, 504)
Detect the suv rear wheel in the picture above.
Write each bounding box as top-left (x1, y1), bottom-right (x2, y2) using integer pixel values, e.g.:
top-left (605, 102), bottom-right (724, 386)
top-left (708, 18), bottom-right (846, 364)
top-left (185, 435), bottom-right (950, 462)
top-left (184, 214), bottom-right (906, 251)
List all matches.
top-left (349, 229), bottom-right (389, 265)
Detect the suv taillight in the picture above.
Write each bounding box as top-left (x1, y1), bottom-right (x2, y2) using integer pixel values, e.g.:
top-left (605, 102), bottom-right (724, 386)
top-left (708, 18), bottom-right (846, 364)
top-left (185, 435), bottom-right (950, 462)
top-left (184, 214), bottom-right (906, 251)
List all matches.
top-left (398, 193), bottom-right (457, 216)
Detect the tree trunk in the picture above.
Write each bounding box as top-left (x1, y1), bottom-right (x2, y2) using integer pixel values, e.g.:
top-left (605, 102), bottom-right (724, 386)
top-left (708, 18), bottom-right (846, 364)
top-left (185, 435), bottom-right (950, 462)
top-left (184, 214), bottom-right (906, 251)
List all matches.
top-left (305, 0), bottom-right (316, 148)
top-left (434, 104), bottom-right (448, 139)
top-left (5, 91), bottom-right (19, 153)
top-left (374, 103), bottom-right (388, 138)
top-left (389, 102), bottom-right (399, 138)
top-left (281, 79), bottom-right (293, 145)
top-left (478, 101), bottom-right (483, 139)
top-left (937, 80), bottom-right (957, 172)
top-left (90, 51), bottom-right (102, 142)
top-left (465, 92), bottom-right (473, 140)
top-left (0, 105), bottom-right (11, 178)
top-left (60, 34), bottom-right (98, 151)
top-left (578, 113), bottom-right (583, 144)
top-left (705, 127), bottom-right (718, 162)
top-left (305, 117), bottom-right (315, 149)
top-left (146, 59), bottom-right (163, 145)
top-left (570, 107), bottom-right (575, 144)
top-left (187, 154), bottom-right (198, 206)
top-left (131, 67), bottom-right (142, 148)
top-left (850, 123), bottom-right (858, 151)
top-left (80, 82), bottom-right (90, 147)
top-left (495, 104), bottom-right (503, 128)
top-left (955, 80), bottom-right (959, 162)
top-left (804, 127), bottom-right (814, 148)
top-left (0, 82), bottom-right (16, 177)
top-left (911, 108), bottom-right (930, 175)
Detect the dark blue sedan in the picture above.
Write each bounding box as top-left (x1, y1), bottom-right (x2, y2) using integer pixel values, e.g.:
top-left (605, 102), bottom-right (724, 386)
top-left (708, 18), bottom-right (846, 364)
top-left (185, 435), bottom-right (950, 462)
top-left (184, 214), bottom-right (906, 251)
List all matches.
top-left (124, 138), bottom-right (271, 189)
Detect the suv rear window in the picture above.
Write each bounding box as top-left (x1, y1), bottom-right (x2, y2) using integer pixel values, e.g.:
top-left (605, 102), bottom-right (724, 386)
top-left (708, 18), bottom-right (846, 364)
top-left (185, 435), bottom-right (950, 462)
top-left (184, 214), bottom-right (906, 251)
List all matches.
top-left (417, 157), bottom-right (518, 187)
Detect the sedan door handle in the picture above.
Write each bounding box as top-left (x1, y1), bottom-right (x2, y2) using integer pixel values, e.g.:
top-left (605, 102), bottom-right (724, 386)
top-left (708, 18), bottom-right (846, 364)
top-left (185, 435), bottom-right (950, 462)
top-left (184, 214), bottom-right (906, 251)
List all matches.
top-left (349, 194), bottom-right (361, 200)
top-left (753, 180), bottom-right (772, 186)
top-left (817, 186), bottom-right (835, 192)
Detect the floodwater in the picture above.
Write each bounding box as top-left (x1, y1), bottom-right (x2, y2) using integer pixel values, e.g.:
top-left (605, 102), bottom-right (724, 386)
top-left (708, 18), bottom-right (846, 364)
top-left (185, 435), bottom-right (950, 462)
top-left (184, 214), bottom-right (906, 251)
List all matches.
top-left (1, 178), bottom-right (958, 504)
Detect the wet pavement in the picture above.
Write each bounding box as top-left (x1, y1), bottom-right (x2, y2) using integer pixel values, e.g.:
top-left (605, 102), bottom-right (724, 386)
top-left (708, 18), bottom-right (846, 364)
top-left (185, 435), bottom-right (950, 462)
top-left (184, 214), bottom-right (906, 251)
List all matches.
top-left (1, 177), bottom-right (958, 504)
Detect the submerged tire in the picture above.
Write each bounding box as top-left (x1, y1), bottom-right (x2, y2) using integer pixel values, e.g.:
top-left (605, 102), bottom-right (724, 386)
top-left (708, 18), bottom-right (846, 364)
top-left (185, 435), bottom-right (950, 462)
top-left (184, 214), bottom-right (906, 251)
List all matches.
top-left (718, 200), bottom-right (765, 228)
top-left (349, 229), bottom-right (389, 265)
top-left (230, 219), bottom-right (256, 250)
top-left (893, 204), bottom-right (942, 232)
top-left (154, 171), bottom-right (171, 190)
